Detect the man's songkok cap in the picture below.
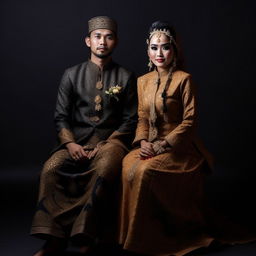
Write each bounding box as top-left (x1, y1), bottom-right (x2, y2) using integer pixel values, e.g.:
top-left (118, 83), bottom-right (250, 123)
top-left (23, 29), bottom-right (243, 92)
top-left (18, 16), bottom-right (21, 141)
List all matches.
top-left (88, 16), bottom-right (117, 34)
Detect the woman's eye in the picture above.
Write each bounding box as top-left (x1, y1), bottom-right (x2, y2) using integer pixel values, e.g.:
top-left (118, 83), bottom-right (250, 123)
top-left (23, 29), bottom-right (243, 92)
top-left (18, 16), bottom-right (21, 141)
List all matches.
top-left (151, 46), bottom-right (157, 50)
top-left (163, 46), bottom-right (170, 50)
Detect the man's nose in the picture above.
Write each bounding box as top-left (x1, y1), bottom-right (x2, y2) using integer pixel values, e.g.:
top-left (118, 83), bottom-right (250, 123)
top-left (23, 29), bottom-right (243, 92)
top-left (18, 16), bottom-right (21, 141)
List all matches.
top-left (100, 37), bottom-right (106, 45)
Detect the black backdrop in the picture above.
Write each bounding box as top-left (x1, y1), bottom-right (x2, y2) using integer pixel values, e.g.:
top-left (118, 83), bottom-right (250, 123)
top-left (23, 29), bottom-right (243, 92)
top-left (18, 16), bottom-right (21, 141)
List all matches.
top-left (1, 0), bottom-right (256, 177)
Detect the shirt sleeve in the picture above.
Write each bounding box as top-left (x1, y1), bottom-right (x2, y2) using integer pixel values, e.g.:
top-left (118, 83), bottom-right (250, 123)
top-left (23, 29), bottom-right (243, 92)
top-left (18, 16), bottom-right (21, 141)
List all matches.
top-left (132, 77), bottom-right (149, 146)
top-left (164, 74), bottom-right (197, 147)
top-left (54, 69), bottom-right (75, 145)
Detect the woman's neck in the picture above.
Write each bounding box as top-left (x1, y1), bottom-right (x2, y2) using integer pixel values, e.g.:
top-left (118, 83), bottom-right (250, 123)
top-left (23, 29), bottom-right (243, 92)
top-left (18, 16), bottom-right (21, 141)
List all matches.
top-left (157, 66), bottom-right (170, 73)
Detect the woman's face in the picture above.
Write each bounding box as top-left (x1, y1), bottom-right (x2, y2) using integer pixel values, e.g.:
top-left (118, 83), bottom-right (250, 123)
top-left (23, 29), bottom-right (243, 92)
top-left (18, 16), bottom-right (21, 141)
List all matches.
top-left (148, 33), bottom-right (173, 71)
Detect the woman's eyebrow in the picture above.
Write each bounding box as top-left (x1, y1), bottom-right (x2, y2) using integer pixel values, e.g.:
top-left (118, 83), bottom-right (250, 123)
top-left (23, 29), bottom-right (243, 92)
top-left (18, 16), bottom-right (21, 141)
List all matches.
top-left (150, 43), bottom-right (171, 46)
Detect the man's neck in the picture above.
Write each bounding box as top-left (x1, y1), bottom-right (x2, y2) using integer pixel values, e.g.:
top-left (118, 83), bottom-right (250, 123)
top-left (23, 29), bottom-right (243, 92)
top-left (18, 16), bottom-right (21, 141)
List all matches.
top-left (90, 55), bottom-right (112, 69)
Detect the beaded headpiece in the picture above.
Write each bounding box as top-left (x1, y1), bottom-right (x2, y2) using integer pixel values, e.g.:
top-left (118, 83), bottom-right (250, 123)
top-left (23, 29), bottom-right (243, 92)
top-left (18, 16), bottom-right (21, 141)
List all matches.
top-left (146, 28), bottom-right (174, 45)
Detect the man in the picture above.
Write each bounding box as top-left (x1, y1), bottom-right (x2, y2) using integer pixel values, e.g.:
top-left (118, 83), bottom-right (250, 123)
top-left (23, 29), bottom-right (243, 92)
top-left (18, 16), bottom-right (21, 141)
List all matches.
top-left (31, 16), bottom-right (137, 255)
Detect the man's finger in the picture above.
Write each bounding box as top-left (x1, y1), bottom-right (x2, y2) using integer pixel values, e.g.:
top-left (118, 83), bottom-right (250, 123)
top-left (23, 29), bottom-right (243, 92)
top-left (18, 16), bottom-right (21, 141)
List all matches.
top-left (72, 154), bottom-right (78, 161)
top-left (84, 151), bottom-right (89, 157)
top-left (87, 150), bottom-right (93, 159)
top-left (80, 148), bottom-right (88, 157)
top-left (89, 148), bottom-right (99, 159)
top-left (77, 151), bottom-right (83, 158)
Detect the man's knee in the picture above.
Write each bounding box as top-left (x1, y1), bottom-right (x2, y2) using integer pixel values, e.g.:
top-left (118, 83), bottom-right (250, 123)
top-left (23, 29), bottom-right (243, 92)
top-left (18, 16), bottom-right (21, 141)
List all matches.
top-left (92, 143), bottom-right (126, 177)
top-left (98, 143), bottom-right (127, 168)
top-left (41, 149), bottom-right (69, 178)
top-left (99, 142), bottom-right (126, 159)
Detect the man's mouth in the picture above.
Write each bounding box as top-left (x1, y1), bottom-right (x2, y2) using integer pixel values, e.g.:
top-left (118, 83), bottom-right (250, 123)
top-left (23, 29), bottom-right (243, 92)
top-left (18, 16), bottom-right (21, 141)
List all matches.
top-left (97, 47), bottom-right (107, 51)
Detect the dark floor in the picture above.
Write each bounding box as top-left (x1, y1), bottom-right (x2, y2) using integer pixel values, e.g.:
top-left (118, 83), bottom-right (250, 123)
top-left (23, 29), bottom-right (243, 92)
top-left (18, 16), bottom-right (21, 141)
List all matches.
top-left (1, 166), bottom-right (256, 256)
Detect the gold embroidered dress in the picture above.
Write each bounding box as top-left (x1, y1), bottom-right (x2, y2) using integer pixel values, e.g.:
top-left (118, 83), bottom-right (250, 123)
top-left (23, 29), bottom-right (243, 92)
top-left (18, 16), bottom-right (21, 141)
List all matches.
top-left (119, 69), bottom-right (215, 255)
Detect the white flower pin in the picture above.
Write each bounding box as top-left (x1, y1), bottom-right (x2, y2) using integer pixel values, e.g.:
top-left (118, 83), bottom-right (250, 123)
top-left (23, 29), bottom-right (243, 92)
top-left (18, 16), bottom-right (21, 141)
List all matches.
top-left (105, 85), bottom-right (122, 101)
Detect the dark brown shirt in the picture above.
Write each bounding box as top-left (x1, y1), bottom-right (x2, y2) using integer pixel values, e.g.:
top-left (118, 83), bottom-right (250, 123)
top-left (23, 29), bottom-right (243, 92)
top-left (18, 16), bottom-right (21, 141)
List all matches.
top-left (54, 60), bottom-right (137, 152)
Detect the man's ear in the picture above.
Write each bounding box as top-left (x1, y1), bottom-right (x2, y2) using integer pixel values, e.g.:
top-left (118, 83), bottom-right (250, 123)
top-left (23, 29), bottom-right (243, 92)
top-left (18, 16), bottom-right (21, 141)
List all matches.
top-left (85, 37), bottom-right (91, 47)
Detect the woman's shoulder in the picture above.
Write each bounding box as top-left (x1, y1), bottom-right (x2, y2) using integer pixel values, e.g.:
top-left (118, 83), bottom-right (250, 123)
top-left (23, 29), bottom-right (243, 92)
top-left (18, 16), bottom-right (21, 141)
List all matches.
top-left (137, 71), bottom-right (156, 84)
top-left (138, 69), bottom-right (191, 81)
top-left (137, 70), bottom-right (191, 89)
top-left (172, 69), bottom-right (191, 80)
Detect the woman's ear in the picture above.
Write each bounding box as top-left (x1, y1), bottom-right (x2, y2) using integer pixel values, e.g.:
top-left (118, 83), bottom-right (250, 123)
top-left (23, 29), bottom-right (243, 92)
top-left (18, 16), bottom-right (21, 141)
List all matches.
top-left (147, 48), bottom-right (151, 59)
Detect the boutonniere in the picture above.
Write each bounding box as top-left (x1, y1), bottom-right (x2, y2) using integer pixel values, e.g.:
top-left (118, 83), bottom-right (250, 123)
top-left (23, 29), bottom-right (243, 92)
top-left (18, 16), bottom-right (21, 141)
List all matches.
top-left (105, 85), bottom-right (122, 101)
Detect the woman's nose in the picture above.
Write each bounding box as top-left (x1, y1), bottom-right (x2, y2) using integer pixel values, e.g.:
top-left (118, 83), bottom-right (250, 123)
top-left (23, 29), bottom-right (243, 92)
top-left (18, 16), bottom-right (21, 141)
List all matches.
top-left (156, 48), bottom-right (163, 57)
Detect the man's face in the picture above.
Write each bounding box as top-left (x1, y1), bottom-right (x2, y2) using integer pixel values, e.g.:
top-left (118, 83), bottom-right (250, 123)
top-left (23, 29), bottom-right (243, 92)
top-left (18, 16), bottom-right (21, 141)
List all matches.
top-left (85, 29), bottom-right (117, 59)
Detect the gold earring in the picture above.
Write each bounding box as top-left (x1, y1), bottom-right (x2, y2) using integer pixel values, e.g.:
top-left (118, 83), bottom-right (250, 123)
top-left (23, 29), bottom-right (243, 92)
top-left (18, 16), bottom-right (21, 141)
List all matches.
top-left (148, 59), bottom-right (153, 70)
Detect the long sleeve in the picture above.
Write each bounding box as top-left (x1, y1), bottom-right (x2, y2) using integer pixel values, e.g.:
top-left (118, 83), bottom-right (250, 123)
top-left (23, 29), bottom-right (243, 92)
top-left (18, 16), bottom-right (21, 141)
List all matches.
top-left (164, 75), bottom-right (197, 147)
top-left (54, 69), bottom-right (75, 145)
top-left (132, 77), bottom-right (149, 146)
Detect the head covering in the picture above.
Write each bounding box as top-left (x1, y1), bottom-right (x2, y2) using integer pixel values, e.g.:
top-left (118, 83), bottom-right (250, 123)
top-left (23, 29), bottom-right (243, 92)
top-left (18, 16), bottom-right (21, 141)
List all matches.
top-left (88, 16), bottom-right (117, 34)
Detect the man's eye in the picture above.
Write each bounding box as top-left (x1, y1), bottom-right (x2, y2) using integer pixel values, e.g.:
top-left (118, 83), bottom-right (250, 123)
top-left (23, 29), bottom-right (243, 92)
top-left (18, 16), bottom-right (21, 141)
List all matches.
top-left (151, 46), bottom-right (157, 50)
top-left (107, 36), bottom-right (113, 40)
top-left (95, 35), bottom-right (101, 39)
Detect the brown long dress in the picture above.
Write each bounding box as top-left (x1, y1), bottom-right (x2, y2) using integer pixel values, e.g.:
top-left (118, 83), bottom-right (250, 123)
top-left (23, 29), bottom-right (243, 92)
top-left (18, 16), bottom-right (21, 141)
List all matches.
top-left (118, 69), bottom-right (254, 256)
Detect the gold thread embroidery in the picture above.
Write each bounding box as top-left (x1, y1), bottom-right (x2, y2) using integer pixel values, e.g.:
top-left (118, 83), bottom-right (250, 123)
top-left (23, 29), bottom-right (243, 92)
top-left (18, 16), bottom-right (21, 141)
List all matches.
top-left (58, 128), bottom-right (75, 144)
top-left (89, 116), bottom-right (100, 122)
top-left (96, 81), bottom-right (103, 90)
top-left (94, 95), bottom-right (102, 111)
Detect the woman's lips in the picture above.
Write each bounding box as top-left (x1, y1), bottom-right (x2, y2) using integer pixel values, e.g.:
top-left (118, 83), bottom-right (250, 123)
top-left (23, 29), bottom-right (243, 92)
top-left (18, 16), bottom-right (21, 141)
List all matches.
top-left (155, 59), bottom-right (164, 63)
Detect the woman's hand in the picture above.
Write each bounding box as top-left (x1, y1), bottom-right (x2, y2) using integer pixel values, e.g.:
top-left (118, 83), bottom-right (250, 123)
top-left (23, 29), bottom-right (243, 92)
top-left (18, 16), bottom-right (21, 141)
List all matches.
top-left (152, 140), bottom-right (171, 155)
top-left (140, 140), bottom-right (155, 159)
top-left (66, 142), bottom-right (87, 161)
top-left (160, 140), bottom-right (168, 148)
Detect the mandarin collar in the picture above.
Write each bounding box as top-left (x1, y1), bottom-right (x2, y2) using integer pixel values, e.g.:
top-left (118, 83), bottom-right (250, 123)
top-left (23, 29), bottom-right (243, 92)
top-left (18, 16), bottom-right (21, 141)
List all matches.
top-left (88, 59), bottom-right (115, 72)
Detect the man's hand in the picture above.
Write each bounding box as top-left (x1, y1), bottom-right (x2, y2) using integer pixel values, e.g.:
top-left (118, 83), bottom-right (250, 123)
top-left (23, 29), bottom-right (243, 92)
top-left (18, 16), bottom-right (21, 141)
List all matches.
top-left (84, 147), bottom-right (99, 160)
top-left (66, 142), bottom-right (87, 161)
top-left (140, 140), bottom-right (155, 159)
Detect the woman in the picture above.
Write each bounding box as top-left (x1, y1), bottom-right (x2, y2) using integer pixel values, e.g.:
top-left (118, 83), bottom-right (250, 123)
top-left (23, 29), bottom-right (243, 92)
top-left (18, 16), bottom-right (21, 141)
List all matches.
top-left (118, 21), bottom-right (254, 256)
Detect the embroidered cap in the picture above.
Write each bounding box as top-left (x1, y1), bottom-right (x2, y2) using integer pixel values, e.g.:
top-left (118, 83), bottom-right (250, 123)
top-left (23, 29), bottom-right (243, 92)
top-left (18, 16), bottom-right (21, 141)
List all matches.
top-left (88, 16), bottom-right (117, 34)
